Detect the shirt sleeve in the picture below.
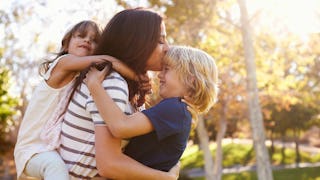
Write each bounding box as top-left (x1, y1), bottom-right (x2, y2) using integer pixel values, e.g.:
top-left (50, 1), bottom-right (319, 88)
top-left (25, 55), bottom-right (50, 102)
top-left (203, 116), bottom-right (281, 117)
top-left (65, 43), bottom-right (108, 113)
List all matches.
top-left (86, 72), bottom-right (130, 126)
top-left (142, 98), bottom-right (188, 140)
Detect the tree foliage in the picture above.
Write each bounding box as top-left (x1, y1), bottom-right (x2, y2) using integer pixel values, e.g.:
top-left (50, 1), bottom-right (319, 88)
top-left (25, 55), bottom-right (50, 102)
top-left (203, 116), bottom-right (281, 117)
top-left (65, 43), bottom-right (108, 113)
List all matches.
top-left (0, 67), bottom-right (18, 155)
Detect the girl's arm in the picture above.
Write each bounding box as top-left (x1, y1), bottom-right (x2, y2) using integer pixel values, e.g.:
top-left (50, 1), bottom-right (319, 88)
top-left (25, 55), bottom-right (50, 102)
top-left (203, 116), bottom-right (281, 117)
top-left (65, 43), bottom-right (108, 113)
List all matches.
top-left (85, 67), bottom-right (154, 139)
top-left (59, 54), bottom-right (138, 80)
top-left (57, 54), bottom-right (109, 71)
top-left (95, 126), bottom-right (178, 180)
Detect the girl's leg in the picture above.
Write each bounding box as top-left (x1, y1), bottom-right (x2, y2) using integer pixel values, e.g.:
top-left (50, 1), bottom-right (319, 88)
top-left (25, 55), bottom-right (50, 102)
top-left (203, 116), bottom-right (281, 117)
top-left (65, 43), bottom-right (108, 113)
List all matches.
top-left (25, 151), bottom-right (69, 180)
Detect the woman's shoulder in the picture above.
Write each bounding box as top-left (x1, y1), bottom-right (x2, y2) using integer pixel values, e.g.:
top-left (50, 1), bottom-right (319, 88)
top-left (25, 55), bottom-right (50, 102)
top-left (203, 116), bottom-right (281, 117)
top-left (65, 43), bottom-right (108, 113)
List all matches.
top-left (106, 71), bottom-right (127, 82)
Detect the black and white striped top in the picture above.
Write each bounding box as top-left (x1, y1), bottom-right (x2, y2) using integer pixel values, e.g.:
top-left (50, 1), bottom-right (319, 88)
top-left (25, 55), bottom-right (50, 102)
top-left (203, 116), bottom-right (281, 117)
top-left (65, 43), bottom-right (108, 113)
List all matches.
top-left (59, 71), bottom-right (133, 179)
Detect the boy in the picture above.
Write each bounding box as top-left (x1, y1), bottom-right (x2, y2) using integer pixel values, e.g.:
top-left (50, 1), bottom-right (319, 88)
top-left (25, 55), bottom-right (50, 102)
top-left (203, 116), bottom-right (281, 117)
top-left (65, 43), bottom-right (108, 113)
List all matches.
top-left (85, 45), bottom-right (219, 171)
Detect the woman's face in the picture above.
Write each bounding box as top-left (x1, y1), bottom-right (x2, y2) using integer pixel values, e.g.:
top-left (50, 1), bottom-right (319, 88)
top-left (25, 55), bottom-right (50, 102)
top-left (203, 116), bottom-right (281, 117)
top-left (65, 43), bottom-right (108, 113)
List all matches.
top-left (145, 22), bottom-right (169, 71)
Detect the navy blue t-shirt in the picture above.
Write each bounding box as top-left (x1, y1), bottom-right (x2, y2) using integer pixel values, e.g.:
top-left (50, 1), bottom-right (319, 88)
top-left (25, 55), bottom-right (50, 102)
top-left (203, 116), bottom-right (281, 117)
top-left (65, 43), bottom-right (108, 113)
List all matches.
top-left (124, 97), bottom-right (192, 171)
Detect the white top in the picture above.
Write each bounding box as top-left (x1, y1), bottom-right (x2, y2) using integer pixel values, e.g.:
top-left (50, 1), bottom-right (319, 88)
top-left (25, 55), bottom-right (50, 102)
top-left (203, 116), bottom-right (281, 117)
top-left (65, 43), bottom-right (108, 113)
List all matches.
top-left (14, 55), bottom-right (75, 179)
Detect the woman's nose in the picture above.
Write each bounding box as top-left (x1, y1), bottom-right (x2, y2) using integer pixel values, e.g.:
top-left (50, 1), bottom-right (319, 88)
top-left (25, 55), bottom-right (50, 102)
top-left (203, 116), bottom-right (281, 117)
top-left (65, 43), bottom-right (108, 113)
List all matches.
top-left (163, 42), bottom-right (169, 53)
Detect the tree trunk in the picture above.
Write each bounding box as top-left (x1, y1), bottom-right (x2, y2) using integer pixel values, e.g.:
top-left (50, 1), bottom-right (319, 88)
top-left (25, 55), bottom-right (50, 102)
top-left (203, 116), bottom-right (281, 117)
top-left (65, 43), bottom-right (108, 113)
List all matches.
top-left (294, 129), bottom-right (301, 165)
top-left (196, 116), bottom-right (215, 180)
top-left (213, 113), bottom-right (227, 180)
top-left (281, 135), bottom-right (286, 164)
top-left (237, 0), bottom-right (273, 179)
top-left (270, 130), bottom-right (275, 155)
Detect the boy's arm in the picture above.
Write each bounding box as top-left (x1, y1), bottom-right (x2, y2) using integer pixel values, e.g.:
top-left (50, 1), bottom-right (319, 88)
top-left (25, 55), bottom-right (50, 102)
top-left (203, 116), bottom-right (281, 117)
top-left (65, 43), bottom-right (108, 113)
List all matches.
top-left (85, 67), bottom-right (154, 139)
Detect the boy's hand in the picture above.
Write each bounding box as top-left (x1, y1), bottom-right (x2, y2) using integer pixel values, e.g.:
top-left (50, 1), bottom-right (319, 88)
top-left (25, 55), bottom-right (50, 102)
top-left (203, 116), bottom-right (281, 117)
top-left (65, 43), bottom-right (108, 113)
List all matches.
top-left (84, 66), bottom-right (111, 90)
top-left (94, 61), bottom-right (112, 71)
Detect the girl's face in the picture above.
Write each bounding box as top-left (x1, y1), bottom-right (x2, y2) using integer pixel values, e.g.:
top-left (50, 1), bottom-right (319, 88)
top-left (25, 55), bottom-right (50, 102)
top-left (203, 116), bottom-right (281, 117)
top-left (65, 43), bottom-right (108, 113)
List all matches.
top-left (67, 26), bottom-right (98, 56)
top-left (145, 22), bottom-right (169, 71)
top-left (158, 63), bottom-right (187, 99)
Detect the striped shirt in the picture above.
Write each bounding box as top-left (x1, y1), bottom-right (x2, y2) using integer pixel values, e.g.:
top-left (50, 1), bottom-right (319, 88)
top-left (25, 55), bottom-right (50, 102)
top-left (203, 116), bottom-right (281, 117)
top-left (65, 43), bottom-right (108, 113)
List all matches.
top-left (59, 72), bottom-right (133, 179)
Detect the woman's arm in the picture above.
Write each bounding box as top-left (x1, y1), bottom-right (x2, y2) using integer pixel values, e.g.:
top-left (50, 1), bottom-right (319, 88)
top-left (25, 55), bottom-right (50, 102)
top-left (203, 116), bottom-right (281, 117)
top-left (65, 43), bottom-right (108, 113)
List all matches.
top-left (85, 67), bottom-right (154, 139)
top-left (95, 126), bottom-right (177, 180)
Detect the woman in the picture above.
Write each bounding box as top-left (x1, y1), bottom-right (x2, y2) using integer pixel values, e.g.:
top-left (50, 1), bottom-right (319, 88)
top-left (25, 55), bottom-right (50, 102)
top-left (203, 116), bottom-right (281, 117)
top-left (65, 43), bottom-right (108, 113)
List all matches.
top-left (59, 7), bottom-right (178, 179)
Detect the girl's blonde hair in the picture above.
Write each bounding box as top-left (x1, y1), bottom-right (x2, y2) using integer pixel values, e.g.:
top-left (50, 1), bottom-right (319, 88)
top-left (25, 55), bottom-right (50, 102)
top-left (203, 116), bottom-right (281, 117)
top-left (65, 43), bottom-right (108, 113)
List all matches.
top-left (163, 45), bottom-right (219, 121)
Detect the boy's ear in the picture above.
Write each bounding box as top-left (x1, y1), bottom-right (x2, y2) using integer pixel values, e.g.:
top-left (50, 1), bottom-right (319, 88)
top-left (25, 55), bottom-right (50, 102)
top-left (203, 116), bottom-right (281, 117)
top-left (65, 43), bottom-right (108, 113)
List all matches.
top-left (189, 75), bottom-right (195, 86)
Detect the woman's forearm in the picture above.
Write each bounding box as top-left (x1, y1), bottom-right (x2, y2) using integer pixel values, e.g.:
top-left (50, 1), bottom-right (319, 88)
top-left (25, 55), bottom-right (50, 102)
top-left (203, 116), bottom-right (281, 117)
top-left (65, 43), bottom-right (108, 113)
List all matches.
top-left (95, 126), bottom-right (177, 180)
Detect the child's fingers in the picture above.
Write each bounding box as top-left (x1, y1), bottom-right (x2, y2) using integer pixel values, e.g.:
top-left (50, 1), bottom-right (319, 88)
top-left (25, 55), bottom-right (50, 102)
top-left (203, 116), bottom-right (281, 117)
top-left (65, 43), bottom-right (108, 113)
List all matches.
top-left (101, 55), bottom-right (117, 62)
top-left (138, 74), bottom-right (150, 82)
top-left (139, 83), bottom-right (152, 94)
top-left (85, 66), bottom-right (109, 84)
top-left (181, 97), bottom-right (198, 113)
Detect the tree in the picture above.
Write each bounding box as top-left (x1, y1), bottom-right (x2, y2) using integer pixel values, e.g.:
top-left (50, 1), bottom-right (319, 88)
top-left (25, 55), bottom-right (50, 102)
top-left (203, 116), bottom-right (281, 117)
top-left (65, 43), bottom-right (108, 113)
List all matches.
top-left (0, 67), bottom-right (18, 155)
top-left (237, 0), bottom-right (273, 179)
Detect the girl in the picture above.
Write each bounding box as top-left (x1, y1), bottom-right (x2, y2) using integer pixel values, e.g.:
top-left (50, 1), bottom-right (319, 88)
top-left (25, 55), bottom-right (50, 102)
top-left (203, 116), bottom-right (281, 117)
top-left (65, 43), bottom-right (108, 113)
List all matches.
top-left (14, 20), bottom-right (136, 180)
top-left (85, 45), bottom-right (219, 172)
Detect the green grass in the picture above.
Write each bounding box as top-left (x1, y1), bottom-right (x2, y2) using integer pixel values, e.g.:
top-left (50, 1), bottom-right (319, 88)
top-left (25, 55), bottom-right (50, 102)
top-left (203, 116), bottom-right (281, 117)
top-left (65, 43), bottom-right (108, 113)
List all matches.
top-left (180, 143), bottom-right (320, 180)
top-left (181, 143), bottom-right (320, 169)
top-left (180, 165), bottom-right (320, 180)
top-left (222, 166), bottom-right (320, 180)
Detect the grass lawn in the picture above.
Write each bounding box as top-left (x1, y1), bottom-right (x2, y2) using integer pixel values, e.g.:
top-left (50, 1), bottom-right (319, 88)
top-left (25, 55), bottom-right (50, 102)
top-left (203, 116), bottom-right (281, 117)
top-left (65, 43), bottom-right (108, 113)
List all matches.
top-left (183, 166), bottom-right (320, 180)
top-left (224, 166), bottom-right (320, 180)
top-left (180, 142), bottom-right (320, 180)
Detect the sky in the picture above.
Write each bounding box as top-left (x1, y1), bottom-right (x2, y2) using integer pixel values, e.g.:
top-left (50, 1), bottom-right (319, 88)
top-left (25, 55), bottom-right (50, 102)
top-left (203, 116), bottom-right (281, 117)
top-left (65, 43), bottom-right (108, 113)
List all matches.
top-left (1, 0), bottom-right (319, 56)
top-left (1, 0), bottom-right (319, 57)
top-left (248, 0), bottom-right (320, 37)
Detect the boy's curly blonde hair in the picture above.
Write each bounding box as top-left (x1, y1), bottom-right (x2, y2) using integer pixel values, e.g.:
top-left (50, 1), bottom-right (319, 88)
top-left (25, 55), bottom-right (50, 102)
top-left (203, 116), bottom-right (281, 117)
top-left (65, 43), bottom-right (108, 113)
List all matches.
top-left (163, 45), bottom-right (219, 122)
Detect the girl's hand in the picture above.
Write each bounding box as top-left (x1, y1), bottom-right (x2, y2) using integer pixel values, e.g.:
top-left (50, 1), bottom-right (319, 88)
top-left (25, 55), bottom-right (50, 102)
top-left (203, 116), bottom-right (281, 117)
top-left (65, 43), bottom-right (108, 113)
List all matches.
top-left (99, 55), bottom-right (138, 81)
top-left (138, 74), bottom-right (152, 94)
top-left (84, 66), bottom-right (111, 91)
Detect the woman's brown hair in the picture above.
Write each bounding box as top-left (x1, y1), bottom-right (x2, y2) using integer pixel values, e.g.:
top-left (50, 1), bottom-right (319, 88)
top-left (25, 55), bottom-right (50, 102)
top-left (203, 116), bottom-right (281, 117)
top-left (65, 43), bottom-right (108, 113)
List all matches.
top-left (71, 8), bottom-right (163, 108)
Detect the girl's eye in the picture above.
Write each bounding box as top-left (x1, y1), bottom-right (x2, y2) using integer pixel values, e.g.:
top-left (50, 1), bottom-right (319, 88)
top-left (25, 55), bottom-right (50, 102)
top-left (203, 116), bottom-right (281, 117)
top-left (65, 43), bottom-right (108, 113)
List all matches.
top-left (75, 33), bottom-right (84, 38)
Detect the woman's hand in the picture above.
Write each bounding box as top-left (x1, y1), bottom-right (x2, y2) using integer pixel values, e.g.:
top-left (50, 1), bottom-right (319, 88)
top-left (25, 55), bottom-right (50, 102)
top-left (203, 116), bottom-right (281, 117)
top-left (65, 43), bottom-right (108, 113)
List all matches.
top-left (168, 162), bottom-right (180, 180)
top-left (84, 66), bottom-right (111, 91)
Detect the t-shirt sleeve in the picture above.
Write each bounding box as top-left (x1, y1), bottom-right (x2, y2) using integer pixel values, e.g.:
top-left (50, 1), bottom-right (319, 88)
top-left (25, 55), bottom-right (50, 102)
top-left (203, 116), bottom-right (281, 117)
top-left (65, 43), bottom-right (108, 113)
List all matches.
top-left (142, 98), bottom-right (186, 140)
top-left (86, 72), bottom-right (130, 126)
